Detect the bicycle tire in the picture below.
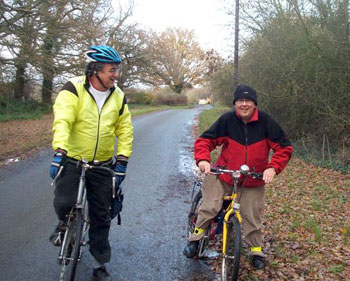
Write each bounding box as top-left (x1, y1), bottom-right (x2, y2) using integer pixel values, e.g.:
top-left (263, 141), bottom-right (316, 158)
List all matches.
top-left (222, 215), bottom-right (241, 281)
top-left (59, 209), bottom-right (83, 281)
top-left (187, 190), bottom-right (202, 235)
top-left (187, 190), bottom-right (210, 257)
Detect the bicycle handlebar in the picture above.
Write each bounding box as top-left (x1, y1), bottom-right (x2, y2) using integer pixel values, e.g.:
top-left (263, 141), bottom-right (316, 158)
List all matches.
top-left (210, 165), bottom-right (263, 180)
top-left (52, 157), bottom-right (118, 198)
top-left (65, 158), bottom-right (115, 174)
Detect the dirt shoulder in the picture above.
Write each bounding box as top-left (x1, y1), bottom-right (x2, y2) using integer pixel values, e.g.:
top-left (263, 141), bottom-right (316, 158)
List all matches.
top-left (0, 114), bottom-right (54, 166)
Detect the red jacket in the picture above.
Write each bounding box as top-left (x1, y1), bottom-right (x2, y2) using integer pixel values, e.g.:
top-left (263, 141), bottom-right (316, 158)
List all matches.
top-left (194, 109), bottom-right (293, 187)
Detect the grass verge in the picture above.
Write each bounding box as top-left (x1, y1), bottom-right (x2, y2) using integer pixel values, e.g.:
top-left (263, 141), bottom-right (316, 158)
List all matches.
top-left (198, 106), bottom-right (231, 134)
top-left (197, 106), bottom-right (231, 162)
top-left (129, 104), bottom-right (190, 116)
top-left (0, 97), bottom-right (52, 122)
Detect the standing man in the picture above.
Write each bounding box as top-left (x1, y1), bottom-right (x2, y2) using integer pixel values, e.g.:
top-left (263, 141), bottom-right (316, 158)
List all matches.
top-left (49, 45), bottom-right (133, 281)
top-left (183, 85), bottom-right (293, 269)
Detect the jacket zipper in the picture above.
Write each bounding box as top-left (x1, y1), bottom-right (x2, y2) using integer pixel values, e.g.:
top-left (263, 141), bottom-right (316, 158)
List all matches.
top-left (244, 124), bottom-right (248, 164)
top-left (92, 114), bottom-right (101, 161)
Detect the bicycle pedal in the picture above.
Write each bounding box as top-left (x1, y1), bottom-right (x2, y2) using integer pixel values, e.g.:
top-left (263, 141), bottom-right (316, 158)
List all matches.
top-left (204, 250), bottom-right (221, 260)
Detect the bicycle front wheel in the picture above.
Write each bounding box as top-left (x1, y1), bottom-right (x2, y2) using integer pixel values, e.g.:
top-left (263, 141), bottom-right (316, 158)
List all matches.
top-left (222, 215), bottom-right (241, 281)
top-left (59, 209), bottom-right (83, 281)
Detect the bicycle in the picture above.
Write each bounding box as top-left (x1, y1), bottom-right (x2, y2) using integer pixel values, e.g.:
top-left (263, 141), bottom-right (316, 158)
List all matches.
top-left (187, 164), bottom-right (262, 281)
top-left (52, 158), bottom-right (116, 281)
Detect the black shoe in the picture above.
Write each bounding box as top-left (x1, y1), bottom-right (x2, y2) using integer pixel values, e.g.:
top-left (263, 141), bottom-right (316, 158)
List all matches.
top-left (49, 222), bottom-right (65, 246)
top-left (183, 241), bottom-right (199, 258)
top-left (252, 255), bottom-right (265, 269)
top-left (92, 266), bottom-right (111, 281)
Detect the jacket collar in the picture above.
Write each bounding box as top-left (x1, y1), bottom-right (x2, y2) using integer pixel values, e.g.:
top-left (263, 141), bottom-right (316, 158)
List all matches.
top-left (84, 75), bottom-right (116, 92)
top-left (235, 107), bottom-right (259, 123)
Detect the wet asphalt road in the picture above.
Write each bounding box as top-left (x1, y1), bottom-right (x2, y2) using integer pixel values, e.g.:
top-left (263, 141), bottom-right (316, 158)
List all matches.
top-left (0, 107), bottom-right (216, 281)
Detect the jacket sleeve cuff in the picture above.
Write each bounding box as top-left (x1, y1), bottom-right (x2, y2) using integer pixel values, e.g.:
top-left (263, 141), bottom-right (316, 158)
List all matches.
top-left (266, 164), bottom-right (280, 175)
top-left (116, 155), bottom-right (128, 166)
top-left (196, 159), bottom-right (210, 166)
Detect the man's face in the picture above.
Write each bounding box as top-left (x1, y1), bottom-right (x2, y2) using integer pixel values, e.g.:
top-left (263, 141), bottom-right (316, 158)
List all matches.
top-left (97, 63), bottom-right (120, 89)
top-left (234, 98), bottom-right (256, 122)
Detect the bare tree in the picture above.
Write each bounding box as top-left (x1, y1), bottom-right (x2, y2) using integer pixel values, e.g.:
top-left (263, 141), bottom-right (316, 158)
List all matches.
top-left (38, 0), bottom-right (111, 103)
top-left (144, 28), bottom-right (207, 93)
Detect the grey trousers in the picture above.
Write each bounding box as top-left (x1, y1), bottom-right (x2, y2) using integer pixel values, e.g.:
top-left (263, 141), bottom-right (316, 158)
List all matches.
top-left (189, 174), bottom-right (265, 257)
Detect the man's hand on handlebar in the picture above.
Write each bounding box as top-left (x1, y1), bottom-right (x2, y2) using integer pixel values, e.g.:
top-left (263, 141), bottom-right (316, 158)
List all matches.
top-left (50, 148), bottom-right (66, 179)
top-left (198, 160), bottom-right (211, 175)
top-left (199, 161), bottom-right (275, 183)
top-left (114, 155), bottom-right (128, 186)
top-left (263, 167), bottom-right (276, 183)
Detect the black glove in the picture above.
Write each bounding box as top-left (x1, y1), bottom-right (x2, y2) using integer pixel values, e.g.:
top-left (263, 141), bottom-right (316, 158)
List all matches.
top-left (113, 155), bottom-right (128, 186)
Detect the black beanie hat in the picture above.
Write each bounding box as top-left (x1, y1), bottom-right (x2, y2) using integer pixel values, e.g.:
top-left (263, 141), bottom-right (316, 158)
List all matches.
top-left (233, 84), bottom-right (257, 105)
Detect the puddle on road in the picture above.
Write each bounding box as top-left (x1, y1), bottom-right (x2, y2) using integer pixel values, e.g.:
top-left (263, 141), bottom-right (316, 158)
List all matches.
top-left (178, 119), bottom-right (198, 177)
top-left (3, 157), bottom-right (20, 165)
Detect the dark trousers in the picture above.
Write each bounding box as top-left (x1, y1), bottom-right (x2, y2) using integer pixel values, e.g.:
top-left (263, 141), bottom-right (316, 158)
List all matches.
top-left (53, 162), bottom-right (112, 264)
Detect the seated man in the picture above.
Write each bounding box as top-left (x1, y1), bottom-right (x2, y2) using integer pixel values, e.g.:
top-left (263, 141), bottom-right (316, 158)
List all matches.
top-left (183, 84), bottom-right (293, 269)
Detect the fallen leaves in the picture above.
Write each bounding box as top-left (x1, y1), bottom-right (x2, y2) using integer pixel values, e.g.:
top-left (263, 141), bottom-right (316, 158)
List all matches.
top-left (205, 158), bottom-right (350, 281)
top-left (0, 114), bottom-right (53, 164)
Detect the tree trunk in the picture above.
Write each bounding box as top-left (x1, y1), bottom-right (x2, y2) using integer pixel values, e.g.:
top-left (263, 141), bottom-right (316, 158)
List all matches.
top-left (174, 84), bottom-right (183, 94)
top-left (42, 71), bottom-right (54, 104)
top-left (13, 63), bottom-right (26, 100)
top-left (233, 0), bottom-right (240, 90)
top-left (41, 28), bottom-right (55, 104)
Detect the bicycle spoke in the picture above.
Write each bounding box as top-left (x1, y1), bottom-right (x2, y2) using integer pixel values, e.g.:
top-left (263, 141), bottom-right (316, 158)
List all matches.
top-left (58, 210), bottom-right (84, 281)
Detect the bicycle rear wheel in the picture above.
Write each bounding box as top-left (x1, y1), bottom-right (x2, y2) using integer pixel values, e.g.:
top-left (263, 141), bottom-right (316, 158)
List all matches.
top-left (222, 215), bottom-right (241, 281)
top-left (187, 190), bottom-right (210, 257)
top-left (59, 209), bottom-right (83, 281)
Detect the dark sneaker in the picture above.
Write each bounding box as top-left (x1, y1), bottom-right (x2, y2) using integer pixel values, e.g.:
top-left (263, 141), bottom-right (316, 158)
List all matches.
top-left (49, 222), bottom-right (65, 246)
top-left (92, 266), bottom-right (111, 281)
top-left (183, 241), bottom-right (199, 258)
top-left (252, 255), bottom-right (265, 269)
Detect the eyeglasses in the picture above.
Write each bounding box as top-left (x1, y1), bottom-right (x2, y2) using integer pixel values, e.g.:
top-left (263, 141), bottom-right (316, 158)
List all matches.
top-left (235, 99), bottom-right (254, 105)
top-left (108, 67), bottom-right (120, 73)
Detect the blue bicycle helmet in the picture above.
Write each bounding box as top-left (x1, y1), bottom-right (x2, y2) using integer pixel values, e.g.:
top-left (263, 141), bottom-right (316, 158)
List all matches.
top-left (85, 45), bottom-right (122, 63)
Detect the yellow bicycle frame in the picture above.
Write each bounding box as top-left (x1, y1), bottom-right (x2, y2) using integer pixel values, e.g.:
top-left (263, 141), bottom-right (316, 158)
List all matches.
top-left (222, 194), bottom-right (243, 256)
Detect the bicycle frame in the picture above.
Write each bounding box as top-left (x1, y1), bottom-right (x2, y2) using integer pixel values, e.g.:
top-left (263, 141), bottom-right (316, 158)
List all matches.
top-left (56, 158), bottom-right (116, 281)
top-left (222, 193), bottom-right (242, 257)
top-left (210, 164), bottom-right (262, 281)
top-left (58, 160), bottom-right (89, 262)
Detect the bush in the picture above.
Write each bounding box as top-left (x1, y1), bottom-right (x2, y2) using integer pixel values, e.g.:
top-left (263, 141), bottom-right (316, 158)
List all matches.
top-left (126, 92), bottom-right (154, 105)
top-left (186, 87), bottom-right (211, 104)
top-left (151, 93), bottom-right (188, 105)
top-left (0, 96), bottom-right (52, 122)
top-left (124, 89), bottom-right (155, 105)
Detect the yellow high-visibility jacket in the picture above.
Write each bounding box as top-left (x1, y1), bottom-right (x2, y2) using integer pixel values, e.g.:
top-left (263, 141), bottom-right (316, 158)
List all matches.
top-left (52, 75), bottom-right (133, 161)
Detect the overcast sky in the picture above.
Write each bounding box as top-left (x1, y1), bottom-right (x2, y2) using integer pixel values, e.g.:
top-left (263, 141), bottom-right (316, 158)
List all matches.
top-left (113, 0), bottom-right (234, 58)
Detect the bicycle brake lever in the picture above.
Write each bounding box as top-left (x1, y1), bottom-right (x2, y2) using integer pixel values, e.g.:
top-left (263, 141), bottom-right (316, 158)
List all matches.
top-left (210, 167), bottom-right (219, 172)
top-left (252, 173), bottom-right (263, 180)
top-left (51, 166), bottom-right (64, 186)
top-left (112, 176), bottom-right (116, 198)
